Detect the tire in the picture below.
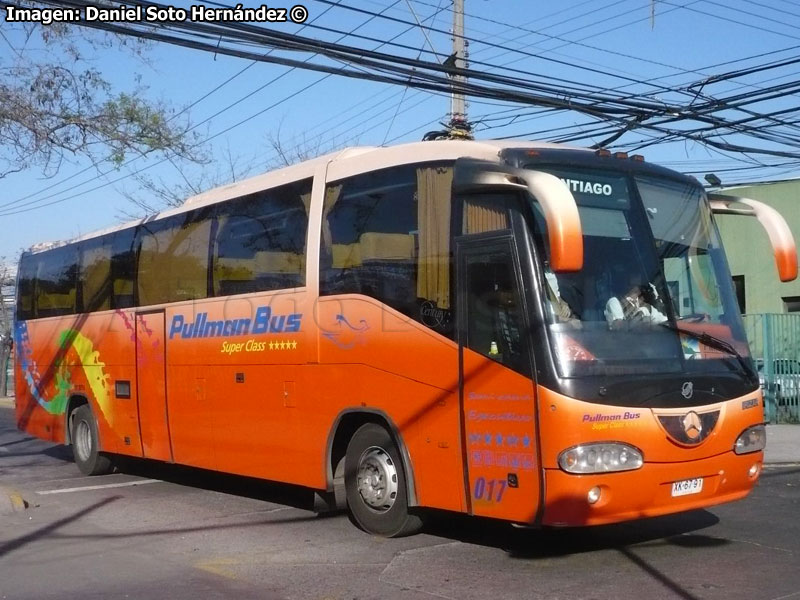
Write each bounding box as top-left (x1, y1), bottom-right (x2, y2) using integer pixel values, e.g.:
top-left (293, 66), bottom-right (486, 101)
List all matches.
top-left (70, 405), bottom-right (113, 476)
top-left (344, 423), bottom-right (423, 537)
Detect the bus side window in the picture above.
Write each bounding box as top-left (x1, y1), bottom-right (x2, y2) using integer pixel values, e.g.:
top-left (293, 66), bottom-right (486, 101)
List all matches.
top-left (465, 250), bottom-right (530, 377)
top-left (137, 208), bottom-right (213, 306)
top-left (79, 237), bottom-right (112, 313)
top-left (321, 163), bottom-right (455, 338)
top-left (111, 228), bottom-right (136, 309)
top-left (212, 179), bottom-right (311, 296)
top-left (461, 194), bottom-right (511, 234)
top-left (17, 253), bottom-right (37, 321)
top-left (35, 245), bottom-right (79, 319)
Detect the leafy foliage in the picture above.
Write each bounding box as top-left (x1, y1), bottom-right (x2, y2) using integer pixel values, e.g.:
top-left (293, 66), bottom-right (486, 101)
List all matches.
top-left (0, 7), bottom-right (203, 179)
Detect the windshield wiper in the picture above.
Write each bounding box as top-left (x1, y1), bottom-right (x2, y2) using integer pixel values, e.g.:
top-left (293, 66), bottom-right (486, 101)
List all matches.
top-left (659, 322), bottom-right (757, 382)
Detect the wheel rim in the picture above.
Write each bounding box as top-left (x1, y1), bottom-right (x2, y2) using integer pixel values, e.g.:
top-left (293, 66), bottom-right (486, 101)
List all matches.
top-left (75, 419), bottom-right (92, 463)
top-left (356, 446), bottom-right (399, 512)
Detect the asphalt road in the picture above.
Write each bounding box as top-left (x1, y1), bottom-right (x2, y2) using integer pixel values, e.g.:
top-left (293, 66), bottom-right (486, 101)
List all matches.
top-left (2, 404), bottom-right (799, 600)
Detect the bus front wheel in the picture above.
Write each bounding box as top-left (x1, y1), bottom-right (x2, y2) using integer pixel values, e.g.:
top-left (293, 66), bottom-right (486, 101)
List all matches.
top-left (344, 423), bottom-right (422, 537)
top-left (70, 405), bottom-right (113, 476)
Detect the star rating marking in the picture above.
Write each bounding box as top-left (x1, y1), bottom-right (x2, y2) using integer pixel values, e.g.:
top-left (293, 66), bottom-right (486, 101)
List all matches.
top-left (268, 339), bottom-right (298, 351)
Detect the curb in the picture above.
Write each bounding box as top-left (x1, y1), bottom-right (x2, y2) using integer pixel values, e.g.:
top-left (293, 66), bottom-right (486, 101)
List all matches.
top-left (0, 486), bottom-right (28, 515)
top-left (0, 397), bottom-right (15, 408)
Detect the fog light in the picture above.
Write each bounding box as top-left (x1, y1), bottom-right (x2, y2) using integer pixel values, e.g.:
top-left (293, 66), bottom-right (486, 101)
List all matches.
top-left (587, 486), bottom-right (601, 504)
top-left (735, 425), bottom-right (767, 454)
top-left (748, 463), bottom-right (761, 478)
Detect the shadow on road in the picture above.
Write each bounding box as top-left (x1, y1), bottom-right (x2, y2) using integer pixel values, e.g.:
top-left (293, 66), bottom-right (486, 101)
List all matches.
top-left (420, 509), bottom-right (725, 600)
top-left (421, 507), bottom-right (722, 557)
top-left (112, 455), bottom-right (323, 513)
top-left (0, 496), bottom-right (120, 558)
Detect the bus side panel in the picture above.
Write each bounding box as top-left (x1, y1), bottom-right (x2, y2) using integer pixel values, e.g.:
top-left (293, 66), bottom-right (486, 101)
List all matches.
top-left (316, 296), bottom-right (465, 513)
top-left (14, 321), bottom-right (56, 443)
top-left (14, 311), bottom-right (141, 456)
top-left (165, 292), bottom-right (315, 478)
top-left (163, 292), bottom-right (465, 507)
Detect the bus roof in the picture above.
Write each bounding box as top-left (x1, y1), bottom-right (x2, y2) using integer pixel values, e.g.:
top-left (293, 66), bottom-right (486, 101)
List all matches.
top-left (24, 139), bottom-right (587, 254)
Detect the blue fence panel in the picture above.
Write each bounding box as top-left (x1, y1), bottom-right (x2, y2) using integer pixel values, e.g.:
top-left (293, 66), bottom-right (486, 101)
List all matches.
top-left (743, 313), bottom-right (800, 423)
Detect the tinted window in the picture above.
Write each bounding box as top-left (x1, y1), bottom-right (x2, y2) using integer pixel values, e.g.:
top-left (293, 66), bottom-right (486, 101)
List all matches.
top-left (35, 245), bottom-right (79, 318)
top-left (464, 246), bottom-right (530, 376)
top-left (16, 253), bottom-right (36, 321)
top-left (321, 164), bottom-right (454, 337)
top-left (17, 228), bottom-right (138, 320)
top-left (79, 237), bottom-right (112, 313)
top-left (462, 194), bottom-right (511, 235)
top-left (138, 208), bottom-right (212, 306)
top-left (213, 179), bottom-right (311, 296)
top-left (111, 228), bottom-right (136, 309)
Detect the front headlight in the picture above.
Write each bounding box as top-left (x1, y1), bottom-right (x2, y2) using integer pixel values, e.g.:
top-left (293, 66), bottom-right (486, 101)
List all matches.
top-left (558, 442), bottom-right (644, 474)
top-left (735, 425), bottom-right (766, 454)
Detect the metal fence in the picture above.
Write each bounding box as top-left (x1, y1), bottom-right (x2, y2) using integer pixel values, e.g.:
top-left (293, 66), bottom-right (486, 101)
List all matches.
top-left (743, 313), bottom-right (800, 423)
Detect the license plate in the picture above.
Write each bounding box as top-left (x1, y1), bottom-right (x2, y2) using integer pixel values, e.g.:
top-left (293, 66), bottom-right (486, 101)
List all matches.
top-left (671, 477), bottom-right (704, 497)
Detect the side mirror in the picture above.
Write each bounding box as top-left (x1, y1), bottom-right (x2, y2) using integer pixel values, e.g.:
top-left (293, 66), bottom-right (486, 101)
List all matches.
top-left (453, 159), bottom-right (583, 272)
top-left (709, 194), bottom-right (798, 282)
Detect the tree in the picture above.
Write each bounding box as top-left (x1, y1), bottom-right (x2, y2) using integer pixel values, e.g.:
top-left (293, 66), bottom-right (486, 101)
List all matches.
top-left (119, 126), bottom-right (348, 215)
top-left (0, 260), bottom-right (14, 398)
top-left (118, 144), bottom-right (254, 217)
top-left (0, 6), bottom-right (203, 180)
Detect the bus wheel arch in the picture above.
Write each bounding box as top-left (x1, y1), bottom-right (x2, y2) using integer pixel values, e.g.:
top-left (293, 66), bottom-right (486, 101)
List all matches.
top-left (67, 399), bottom-right (113, 476)
top-left (328, 411), bottom-right (422, 537)
top-left (65, 395), bottom-right (89, 446)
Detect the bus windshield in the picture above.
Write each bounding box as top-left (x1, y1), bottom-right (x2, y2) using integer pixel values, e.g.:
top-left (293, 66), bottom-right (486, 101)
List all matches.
top-left (530, 166), bottom-right (751, 379)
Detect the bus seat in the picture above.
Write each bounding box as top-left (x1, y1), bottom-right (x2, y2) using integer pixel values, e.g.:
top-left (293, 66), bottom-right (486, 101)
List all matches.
top-left (36, 289), bottom-right (76, 314)
top-left (359, 233), bottom-right (415, 261)
top-left (332, 243), bottom-right (362, 268)
top-left (215, 252), bottom-right (304, 277)
top-left (113, 279), bottom-right (134, 296)
top-left (213, 253), bottom-right (305, 295)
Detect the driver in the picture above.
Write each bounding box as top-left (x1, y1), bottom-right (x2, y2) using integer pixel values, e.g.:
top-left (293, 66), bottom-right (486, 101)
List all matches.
top-left (605, 272), bottom-right (667, 328)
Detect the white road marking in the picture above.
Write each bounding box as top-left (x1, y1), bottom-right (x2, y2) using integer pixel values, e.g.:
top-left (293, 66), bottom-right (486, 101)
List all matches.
top-left (0, 447), bottom-right (9, 452)
top-left (35, 479), bottom-right (161, 495)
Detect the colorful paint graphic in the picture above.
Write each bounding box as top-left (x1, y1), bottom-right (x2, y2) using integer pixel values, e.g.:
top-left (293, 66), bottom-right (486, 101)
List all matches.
top-left (59, 329), bottom-right (113, 426)
top-left (15, 321), bottom-right (111, 424)
top-left (322, 314), bottom-right (370, 349)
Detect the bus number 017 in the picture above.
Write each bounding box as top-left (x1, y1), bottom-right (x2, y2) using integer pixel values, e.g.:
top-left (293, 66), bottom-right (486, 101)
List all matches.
top-left (473, 477), bottom-right (507, 503)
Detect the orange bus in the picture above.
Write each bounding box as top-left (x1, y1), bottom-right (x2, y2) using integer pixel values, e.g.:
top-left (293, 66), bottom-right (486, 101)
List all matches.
top-left (14, 140), bottom-right (796, 536)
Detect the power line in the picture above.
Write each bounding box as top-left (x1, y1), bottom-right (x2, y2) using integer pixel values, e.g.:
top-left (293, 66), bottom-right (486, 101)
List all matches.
top-left (5, 0), bottom-right (800, 218)
top-left (660, 0), bottom-right (800, 42)
top-left (0, 0), bottom-right (406, 214)
top-left (0, 0), bottom-right (343, 211)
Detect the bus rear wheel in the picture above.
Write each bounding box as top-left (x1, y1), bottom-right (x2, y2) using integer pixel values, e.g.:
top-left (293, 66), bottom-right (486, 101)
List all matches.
top-left (344, 423), bottom-right (422, 537)
top-left (70, 405), bottom-right (113, 476)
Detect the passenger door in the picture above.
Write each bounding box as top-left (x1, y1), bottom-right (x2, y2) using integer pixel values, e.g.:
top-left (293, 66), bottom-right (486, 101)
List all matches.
top-left (135, 310), bottom-right (173, 461)
top-left (456, 234), bottom-right (542, 524)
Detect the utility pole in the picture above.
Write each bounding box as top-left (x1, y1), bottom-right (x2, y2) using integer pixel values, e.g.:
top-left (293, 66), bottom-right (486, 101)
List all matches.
top-left (447, 0), bottom-right (471, 138)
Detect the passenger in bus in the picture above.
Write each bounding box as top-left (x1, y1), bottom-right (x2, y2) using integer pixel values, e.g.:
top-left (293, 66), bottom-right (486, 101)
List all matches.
top-left (545, 271), bottom-right (581, 327)
top-left (604, 272), bottom-right (667, 328)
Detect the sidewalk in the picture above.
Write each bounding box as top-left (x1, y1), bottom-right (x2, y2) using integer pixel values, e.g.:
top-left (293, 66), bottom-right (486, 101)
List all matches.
top-left (1, 395), bottom-right (797, 463)
top-left (764, 424), bottom-right (800, 465)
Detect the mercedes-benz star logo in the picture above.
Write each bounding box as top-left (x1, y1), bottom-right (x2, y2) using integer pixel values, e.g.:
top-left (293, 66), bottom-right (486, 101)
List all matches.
top-left (682, 411), bottom-right (703, 440)
top-left (681, 381), bottom-right (694, 399)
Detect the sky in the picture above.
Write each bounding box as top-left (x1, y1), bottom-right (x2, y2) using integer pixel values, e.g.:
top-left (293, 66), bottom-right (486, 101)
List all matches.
top-left (2, 0), bottom-right (800, 261)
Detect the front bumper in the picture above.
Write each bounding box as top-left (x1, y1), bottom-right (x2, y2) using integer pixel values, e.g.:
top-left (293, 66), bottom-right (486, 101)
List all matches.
top-left (541, 450), bottom-right (762, 526)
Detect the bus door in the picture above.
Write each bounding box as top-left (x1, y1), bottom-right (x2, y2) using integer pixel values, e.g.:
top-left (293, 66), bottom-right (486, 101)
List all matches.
top-left (456, 234), bottom-right (542, 524)
top-left (135, 310), bottom-right (173, 461)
